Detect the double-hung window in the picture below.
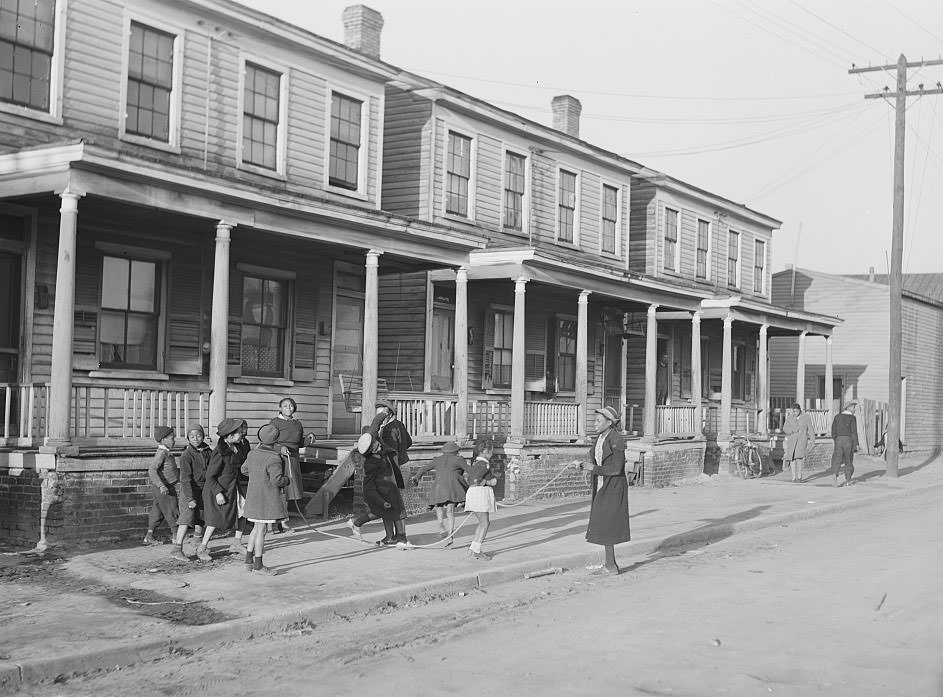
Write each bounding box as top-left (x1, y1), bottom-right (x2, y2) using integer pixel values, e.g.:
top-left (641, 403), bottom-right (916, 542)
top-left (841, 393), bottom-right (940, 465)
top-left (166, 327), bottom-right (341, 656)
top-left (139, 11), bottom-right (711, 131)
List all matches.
top-left (446, 131), bottom-right (472, 217)
top-left (240, 275), bottom-right (287, 377)
top-left (754, 239), bottom-right (767, 294)
top-left (125, 21), bottom-right (175, 143)
top-left (727, 230), bottom-right (740, 288)
top-left (242, 62), bottom-right (282, 171)
top-left (490, 310), bottom-right (513, 388)
top-left (99, 256), bottom-right (160, 370)
top-left (504, 151), bottom-right (526, 231)
top-left (329, 92), bottom-right (363, 190)
top-left (601, 184), bottom-right (618, 254)
top-left (0, 0), bottom-right (56, 112)
top-left (664, 208), bottom-right (679, 271)
top-left (696, 219), bottom-right (711, 280)
top-left (556, 319), bottom-right (577, 392)
top-left (557, 169), bottom-right (577, 243)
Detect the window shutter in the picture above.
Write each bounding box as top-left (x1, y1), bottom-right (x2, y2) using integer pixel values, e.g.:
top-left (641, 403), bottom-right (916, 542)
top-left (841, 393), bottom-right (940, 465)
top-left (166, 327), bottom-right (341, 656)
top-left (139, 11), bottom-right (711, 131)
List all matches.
top-left (481, 308), bottom-right (495, 389)
top-left (291, 275), bottom-right (318, 382)
top-left (227, 268), bottom-right (242, 377)
top-left (72, 245), bottom-right (100, 370)
top-left (587, 357), bottom-right (596, 395)
top-left (165, 255), bottom-right (204, 375)
top-left (524, 351), bottom-right (546, 392)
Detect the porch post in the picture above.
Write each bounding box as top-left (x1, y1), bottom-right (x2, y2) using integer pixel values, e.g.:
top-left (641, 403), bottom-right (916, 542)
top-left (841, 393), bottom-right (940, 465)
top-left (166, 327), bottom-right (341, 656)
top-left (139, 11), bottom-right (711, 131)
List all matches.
top-left (620, 312), bottom-right (628, 428)
top-left (208, 221), bottom-right (233, 429)
top-left (824, 335), bottom-right (834, 422)
top-left (510, 277), bottom-right (528, 441)
top-left (758, 323), bottom-right (769, 437)
top-left (691, 311), bottom-right (702, 434)
top-left (361, 249), bottom-right (382, 428)
top-left (575, 290), bottom-right (591, 439)
top-left (643, 304), bottom-right (658, 439)
top-left (453, 267), bottom-right (469, 440)
top-left (796, 330), bottom-right (807, 409)
top-left (45, 189), bottom-right (82, 447)
top-left (720, 313), bottom-right (733, 442)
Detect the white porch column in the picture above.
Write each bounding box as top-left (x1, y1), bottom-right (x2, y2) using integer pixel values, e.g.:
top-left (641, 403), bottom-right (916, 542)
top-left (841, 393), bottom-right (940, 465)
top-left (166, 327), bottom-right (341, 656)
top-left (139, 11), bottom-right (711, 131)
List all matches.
top-left (796, 330), bottom-right (807, 409)
top-left (45, 189), bottom-right (82, 447)
top-left (620, 312), bottom-right (629, 428)
top-left (575, 290), bottom-right (591, 439)
top-left (643, 304), bottom-right (658, 439)
top-left (208, 221), bottom-right (233, 429)
top-left (720, 314), bottom-right (733, 442)
top-left (824, 335), bottom-right (834, 422)
top-left (758, 323), bottom-right (769, 437)
top-left (361, 250), bottom-right (382, 429)
top-left (691, 311), bottom-right (702, 435)
top-left (510, 277), bottom-right (528, 441)
top-left (453, 267), bottom-right (469, 440)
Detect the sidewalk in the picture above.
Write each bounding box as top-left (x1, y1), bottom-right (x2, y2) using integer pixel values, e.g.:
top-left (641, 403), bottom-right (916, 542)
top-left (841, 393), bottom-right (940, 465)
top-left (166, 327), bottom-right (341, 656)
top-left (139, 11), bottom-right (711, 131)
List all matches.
top-left (1, 453), bottom-right (940, 692)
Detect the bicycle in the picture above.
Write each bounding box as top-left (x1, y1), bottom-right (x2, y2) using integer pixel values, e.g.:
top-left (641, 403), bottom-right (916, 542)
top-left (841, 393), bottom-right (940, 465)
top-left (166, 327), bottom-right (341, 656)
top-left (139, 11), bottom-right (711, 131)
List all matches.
top-left (729, 435), bottom-right (763, 479)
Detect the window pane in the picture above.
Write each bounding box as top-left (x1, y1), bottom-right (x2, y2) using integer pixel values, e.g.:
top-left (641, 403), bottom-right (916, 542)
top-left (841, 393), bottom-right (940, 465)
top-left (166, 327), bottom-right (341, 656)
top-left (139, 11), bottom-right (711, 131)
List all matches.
top-left (0, 0), bottom-right (54, 110)
top-left (125, 314), bottom-right (157, 366)
top-left (129, 260), bottom-right (156, 312)
top-left (242, 276), bottom-right (262, 323)
top-left (99, 311), bottom-right (126, 363)
top-left (101, 257), bottom-right (130, 309)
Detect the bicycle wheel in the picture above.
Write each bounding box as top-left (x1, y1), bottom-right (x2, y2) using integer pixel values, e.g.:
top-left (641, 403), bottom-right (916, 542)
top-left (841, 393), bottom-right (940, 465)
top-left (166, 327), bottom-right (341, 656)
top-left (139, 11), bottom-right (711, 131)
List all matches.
top-left (732, 447), bottom-right (749, 478)
top-left (747, 448), bottom-right (763, 478)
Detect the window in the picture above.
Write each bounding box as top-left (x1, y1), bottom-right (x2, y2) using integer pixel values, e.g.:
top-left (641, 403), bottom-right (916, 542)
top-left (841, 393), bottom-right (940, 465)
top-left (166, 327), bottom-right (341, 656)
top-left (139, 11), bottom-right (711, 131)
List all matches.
top-left (732, 343), bottom-right (746, 401)
top-left (754, 239), bottom-right (766, 294)
top-left (446, 131), bottom-right (472, 217)
top-left (99, 256), bottom-right (159, 369)
top-left (240, 276), bottom-right (287, 377)
top-left (696, 219), bottom-right (711, 279)
top-left (601, 184), bottom-right (618, 254)
top-left (329, 92), bottom-right (362, 190)
top-left (0, 0), bottom-right (55, 111)
top-left (490, 310), bottom-right (513, 388)
top-left (557, 169), bottom-right (577, 243)
top-left (504, 151), bottom-right (525, 231)
top-left (727, 230), bottom-right (740, 288)
top-left (664, 208), bottom-right (679, 271)
top-left (125, 21), bottom-right (175, 142)
top-left (242, 63), bottom-right (281, 170)
top-left (556, 319), bottom-right (576, 391)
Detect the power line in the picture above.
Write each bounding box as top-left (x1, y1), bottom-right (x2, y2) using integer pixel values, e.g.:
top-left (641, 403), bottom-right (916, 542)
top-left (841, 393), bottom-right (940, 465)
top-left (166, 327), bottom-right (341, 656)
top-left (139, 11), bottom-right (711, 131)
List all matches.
top-left (904, 99), bottom-right (940, 274)
top-left (882, 0), bottom-right (943, 46)
top-left (790, 0), bottom-right (892, 61)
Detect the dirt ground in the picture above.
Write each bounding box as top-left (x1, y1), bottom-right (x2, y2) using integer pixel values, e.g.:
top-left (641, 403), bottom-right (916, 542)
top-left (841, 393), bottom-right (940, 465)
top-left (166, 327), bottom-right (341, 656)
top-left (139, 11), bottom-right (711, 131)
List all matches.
top-left (11, 487), bottom-right (941, 697)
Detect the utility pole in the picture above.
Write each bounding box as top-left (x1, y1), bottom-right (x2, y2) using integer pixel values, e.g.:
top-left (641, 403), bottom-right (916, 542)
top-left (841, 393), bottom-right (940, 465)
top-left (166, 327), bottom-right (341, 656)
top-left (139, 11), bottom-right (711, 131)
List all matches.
top-left (849, 56), bottom-right (943, 477)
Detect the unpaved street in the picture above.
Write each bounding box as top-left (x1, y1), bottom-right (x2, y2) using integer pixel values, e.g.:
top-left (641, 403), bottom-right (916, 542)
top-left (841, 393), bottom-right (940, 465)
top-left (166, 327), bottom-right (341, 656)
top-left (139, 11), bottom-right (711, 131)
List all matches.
top-left (20, 489), bottom-right (943, 697)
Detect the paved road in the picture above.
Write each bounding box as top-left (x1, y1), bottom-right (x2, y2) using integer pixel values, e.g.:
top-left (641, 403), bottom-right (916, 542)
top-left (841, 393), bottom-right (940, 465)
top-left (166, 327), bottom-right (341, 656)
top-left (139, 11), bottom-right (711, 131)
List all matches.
top-left (21, 489), bottom-right (942, 697)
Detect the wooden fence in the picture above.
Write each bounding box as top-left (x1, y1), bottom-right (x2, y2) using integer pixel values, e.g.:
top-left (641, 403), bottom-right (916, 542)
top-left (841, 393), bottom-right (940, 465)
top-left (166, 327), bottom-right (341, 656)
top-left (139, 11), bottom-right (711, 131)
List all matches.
top-left (388, 392), bottom-right (457, 439)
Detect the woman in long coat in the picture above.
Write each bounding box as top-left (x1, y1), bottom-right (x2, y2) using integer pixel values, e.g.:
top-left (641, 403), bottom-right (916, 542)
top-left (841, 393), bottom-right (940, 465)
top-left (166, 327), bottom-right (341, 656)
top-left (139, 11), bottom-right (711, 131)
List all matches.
top-left (584, 406), bottom-right (631, 575)
top-left (196, 418), bottom-right (244, 561)
top-left (783, 404), bottom-right (815, 483)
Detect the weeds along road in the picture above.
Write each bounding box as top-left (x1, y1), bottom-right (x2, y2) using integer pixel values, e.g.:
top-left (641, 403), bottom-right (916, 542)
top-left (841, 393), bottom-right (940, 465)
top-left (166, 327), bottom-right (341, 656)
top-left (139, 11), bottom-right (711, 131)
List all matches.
top-left (22, 488), bottom-right (942, 697)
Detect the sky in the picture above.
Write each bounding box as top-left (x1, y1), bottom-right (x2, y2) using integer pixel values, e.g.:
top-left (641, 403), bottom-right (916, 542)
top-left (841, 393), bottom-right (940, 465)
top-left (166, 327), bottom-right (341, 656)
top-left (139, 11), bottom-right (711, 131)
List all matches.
top-left (236, 0), bottom-right (943, 276)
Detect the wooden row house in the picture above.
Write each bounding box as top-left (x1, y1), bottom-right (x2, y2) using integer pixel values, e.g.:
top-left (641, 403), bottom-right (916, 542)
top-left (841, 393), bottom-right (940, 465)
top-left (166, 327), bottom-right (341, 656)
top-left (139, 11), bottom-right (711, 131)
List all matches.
top-left (0, 0), bottom-right (840, 546)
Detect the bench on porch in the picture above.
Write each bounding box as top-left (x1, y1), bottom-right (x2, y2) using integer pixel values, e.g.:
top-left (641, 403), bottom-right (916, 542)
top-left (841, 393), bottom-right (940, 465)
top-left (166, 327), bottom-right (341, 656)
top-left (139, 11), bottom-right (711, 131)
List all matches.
top-left (337, 375), bottom-right (389, 414)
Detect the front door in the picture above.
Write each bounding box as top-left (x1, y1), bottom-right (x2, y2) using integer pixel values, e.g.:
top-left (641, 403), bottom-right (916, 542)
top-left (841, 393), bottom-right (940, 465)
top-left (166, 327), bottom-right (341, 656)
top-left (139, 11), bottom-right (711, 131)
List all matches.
top-left (603, 333), bottom-right (622, 413)
top-left (0, 251), bottom-right (21, 384)
top-left (430, 306), bottom-right (454, 392)
top-left (331, 293), bottom-right (365, 436)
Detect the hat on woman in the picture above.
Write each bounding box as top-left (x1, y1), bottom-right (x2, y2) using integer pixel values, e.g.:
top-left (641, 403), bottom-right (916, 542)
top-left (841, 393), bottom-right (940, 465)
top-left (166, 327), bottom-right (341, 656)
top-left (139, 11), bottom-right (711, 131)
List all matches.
top-left (375, 399), bottom-right (396, 413)
top-left (442, 441), bottom-right (460, 453)
top-left (594, 406), bottom-right (621, 425)
top-left (217, 417), bottom-right (242, 437)
top-left (154, 425), bottom-right (174, 442)
top-left (257, 424), bottom-right (279, 445)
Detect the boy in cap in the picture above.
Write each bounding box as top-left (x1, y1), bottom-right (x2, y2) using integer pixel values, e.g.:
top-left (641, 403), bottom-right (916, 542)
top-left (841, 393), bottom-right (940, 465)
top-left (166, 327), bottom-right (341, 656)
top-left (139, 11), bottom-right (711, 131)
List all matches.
top-left (348, 428), bottom-right (409, 547)
top-left (144, 425), bottom-right (179, 546)
top-left (240, 424), bottom-right (291, 574)
top-left (170, 424), bottom-right (211, 561)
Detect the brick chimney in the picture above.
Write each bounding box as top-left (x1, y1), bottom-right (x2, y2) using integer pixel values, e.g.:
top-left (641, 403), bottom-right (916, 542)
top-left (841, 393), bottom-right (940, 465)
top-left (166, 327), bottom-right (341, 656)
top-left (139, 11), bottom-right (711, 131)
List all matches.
top-left (342, 5), bottom-right (383, 60)
top-left (551, 95), bottom-right (582, 138)
top-left (868, 266), bottom-right (875, 282)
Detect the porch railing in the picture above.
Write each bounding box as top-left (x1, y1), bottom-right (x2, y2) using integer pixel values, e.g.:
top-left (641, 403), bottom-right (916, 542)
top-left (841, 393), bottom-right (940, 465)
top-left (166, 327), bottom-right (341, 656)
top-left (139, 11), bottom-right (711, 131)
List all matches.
top-left (388, 392), bottom-right (457, 439)
top-left (71, 381), bottom-right (211, 443)
top-left (1, 383), bottom-right (48, 447)
top-left (654, 405), bottom-right (699, 438)
top-left (523, 400), bottom-right (579, 439)
top-left (805, 409), bottom-right (830, 435)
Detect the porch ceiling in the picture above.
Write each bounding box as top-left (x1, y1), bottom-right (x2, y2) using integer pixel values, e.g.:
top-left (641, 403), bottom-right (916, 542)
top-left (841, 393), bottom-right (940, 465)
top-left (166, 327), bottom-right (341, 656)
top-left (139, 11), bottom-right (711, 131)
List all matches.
top-left (698, 304), bottom-right (840, 336)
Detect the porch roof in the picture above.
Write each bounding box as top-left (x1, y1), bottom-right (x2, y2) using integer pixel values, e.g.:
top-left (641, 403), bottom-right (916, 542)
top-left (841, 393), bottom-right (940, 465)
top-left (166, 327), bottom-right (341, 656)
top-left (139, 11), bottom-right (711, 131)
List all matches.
top-left (431, 247), bottom-right (711, 310)
top-left (700, 296), bottom-right (841, 336)
top-left (0, 141), bottom-right (487, 267)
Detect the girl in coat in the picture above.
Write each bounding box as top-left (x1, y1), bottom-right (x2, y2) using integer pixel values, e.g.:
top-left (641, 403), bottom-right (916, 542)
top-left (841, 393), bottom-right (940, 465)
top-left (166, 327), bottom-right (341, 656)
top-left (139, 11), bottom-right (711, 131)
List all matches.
top-left (171, 424), bottom-right (211, 561)
top-left (464, 438), bottom-right (499, 560)
top-left (348, 428), bottom-right (409, 547)
top-left (409, 441), bottom-right (468, 545)
top-left (783, 404), bottom-right (815, 483)
top-left (267, 397), bottom-right (309, 531)
top-left (582, 406), bottom-right (631, 575)
top-left (241, 424), bottom-right (291, 575)
top-left (197, 418), bottom-right (244, 561)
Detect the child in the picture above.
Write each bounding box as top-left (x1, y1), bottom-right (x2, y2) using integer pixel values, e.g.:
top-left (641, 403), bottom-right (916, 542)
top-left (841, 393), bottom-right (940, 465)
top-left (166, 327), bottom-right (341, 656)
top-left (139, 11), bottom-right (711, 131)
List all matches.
top-left (232, 419), bottom-right (254, 553)
top-left (171, 424), bottom-right (211, 561)
top-left (268, 397), bottom-right (310, 532)
top-left (197, 418), bottom-right (244, 562)
top-left (144, 425), bottom-right (179, 546)
top-left (409, 441), bottom-right (467, 545)
top-left (464, 438), bottom-right (499, 560)
top-left (241, 424), bottom-right (291, 575)
top-left (348, 428), bottom-right (409, 547)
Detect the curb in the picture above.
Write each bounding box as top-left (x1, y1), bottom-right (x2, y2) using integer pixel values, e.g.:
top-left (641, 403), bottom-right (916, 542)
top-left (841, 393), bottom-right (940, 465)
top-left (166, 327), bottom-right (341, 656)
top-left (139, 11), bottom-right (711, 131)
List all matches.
top-left (3, 481), bottom-right (940, 693)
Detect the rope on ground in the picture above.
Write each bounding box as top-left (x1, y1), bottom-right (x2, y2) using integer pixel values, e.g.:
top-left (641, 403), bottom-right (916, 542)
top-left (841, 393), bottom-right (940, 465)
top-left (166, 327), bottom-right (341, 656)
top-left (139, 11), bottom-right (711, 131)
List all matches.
top-left (122, 597), bottom-right (197, 606)
top-left (496, 459), bottom-right (585, 508)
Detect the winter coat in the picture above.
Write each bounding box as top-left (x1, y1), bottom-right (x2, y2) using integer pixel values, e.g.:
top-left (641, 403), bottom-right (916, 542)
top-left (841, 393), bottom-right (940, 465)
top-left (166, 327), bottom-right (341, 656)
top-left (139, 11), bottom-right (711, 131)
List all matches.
top-left (268, 415), bottom-right (305, 501)
top-left (362, 451), bottom-right (406, 521)
top-left (377, 418), bottom-right (412, 489)
top-left (411, 453), bottom-right (468, 506)
top-left (586, 428), bottom-right (631, 546)
top-left (784, 412), bottom-right (815, 459)
top-left (241, 445), bottom-right (291, 521)
top-left (202, 440), bottom-right (241, 530)
top-left (178, 442), bottom-right (210, 507)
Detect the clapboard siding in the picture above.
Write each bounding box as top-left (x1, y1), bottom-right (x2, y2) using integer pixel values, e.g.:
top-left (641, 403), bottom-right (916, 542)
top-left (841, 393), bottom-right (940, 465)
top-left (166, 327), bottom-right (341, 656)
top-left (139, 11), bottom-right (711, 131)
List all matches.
top-left (286, 69), bottom-right (328, 190)
top-left (579, 171), bottom-right (600, 253)
top-left (628, 181), bottom-right (656, 276)
top-left (377, 273), bottom-right (427, 392)
top-left (381, 86), bottom-right (431, 217)
top-left (474, 133), bottom-right (502, 230)
top-left (901, 300), bottom-right (943, 449)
